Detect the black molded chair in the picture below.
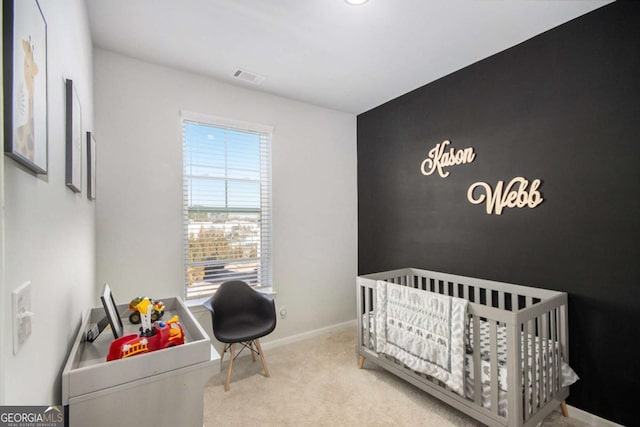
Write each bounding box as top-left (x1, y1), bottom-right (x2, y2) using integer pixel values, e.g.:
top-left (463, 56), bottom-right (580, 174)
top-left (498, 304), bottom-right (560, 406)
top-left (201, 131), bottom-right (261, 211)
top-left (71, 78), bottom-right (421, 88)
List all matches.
top-left (203, 280), bottom-right (276, 391)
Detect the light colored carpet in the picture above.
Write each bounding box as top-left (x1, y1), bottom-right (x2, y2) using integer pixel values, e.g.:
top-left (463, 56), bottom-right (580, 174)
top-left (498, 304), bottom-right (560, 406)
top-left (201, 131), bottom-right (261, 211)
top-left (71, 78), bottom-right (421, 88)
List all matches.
top-left (203, 327), bottom-right (585, 427)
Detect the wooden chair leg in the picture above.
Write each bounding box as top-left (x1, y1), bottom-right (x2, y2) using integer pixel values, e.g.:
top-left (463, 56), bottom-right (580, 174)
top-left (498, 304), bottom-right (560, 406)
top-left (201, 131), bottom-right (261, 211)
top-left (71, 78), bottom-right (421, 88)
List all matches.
top-left (249, 341), bottom-right (256, 362)
top-left (560, 400), bottom-right (569, 417)
top-left (220, 343), bottom-right (228, 364)
top-left (254, 339), bottom-right (270, 377)
top-left (225, 343), bottom-right (236, 391)
top-left (358, 355), bottom-right (365, 369)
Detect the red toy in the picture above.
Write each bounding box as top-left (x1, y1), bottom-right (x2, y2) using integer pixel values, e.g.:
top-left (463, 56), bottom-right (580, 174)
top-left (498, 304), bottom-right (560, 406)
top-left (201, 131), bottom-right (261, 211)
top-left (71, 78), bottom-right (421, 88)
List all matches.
top-left (107, 297), bottom-right (184, 362)
top-left (106, 315), bottom-right (184, 361)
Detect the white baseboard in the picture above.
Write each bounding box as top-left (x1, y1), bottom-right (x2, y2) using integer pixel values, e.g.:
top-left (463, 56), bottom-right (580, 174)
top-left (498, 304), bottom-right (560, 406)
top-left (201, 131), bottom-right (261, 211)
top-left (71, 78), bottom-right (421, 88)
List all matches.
top-left (565, 404), bottom-right (623, 427)
top-left (261, 319), bottom-right (356, 352)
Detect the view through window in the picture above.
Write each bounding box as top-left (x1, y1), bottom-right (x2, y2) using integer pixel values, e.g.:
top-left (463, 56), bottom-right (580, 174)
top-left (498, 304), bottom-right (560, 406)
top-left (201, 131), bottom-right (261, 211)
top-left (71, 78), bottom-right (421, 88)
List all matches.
top-left (182, 114), bottom-right (272, 299)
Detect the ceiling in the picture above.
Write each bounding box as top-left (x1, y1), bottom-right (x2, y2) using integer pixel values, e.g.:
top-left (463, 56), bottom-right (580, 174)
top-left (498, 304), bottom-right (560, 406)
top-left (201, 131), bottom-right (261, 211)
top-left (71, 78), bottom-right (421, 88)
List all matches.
top-left (86, 0), bottom-right (612, 114)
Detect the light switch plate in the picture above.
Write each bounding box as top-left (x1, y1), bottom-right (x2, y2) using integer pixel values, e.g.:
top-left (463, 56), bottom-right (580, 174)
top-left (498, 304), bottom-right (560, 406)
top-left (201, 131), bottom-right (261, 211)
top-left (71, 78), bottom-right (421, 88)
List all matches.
top-left (12, 281), bottom-right (33, 355)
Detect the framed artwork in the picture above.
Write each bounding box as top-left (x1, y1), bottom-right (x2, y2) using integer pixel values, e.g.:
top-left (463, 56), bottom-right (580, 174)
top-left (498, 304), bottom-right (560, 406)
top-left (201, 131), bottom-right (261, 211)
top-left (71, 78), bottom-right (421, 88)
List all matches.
top-left (65, 78), bottom-right (82, 192)
top-left (87, 131), bottom-right (96, 200)
top-left (3, 0), bottom-right (48, 174)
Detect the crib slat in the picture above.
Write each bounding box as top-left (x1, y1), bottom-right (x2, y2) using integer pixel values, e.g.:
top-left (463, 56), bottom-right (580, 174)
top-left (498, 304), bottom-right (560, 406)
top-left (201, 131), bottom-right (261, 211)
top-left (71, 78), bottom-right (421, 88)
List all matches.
top-left (550, 308), bottom-right (558, 396)
top-left (541, 312), bottom-right (549, 404)
top-left (536, 315), bottom-right (543, 408)
top-left (538, 315), bottom-right (544, 408)
top-left (489, 320), bottom-right (499, 414)
top-left (357, 281), bottom-right (363, 350)
top-left (362, 285), bottom-right (367, 345)
top-left (364, 286), bottom-right (371, 349)
top-left (528, 318), bottom-right (538, 414)
top-left (371, 286), bottom-right (377, 350)
top-left (523, 322), bottom-right (530, 417)
top-left (531, 316), bottom-right (543, 411)
top-left (506, 320), bottom-right (523, 426)
top-left (560, 305), bottom-right (568, 362)
top-left (472, 315), bottom-right (482, 406)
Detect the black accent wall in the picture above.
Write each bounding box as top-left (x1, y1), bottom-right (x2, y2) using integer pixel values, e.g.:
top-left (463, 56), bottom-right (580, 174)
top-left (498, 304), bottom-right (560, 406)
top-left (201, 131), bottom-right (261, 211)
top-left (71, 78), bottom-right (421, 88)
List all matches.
top-left (357, 3), bottom-right (639, 425)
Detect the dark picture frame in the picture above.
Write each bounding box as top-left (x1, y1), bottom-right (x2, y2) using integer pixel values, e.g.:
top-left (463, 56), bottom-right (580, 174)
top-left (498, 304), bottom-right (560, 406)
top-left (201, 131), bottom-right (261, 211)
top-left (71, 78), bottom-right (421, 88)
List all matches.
top-left (100, 284), bottom-right (123, 339)
top-left (87, 131), bottom-right (96, 200)
top-left (65, 78), bottom-right (82, 192)
top-left (3, 0), bottom-right (48, 174)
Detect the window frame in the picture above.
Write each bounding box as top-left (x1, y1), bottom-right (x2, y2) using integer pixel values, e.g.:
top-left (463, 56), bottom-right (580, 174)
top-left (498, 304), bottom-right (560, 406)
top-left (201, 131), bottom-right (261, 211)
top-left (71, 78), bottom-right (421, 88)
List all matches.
top-left (181, 110), bottom-right (273, 300)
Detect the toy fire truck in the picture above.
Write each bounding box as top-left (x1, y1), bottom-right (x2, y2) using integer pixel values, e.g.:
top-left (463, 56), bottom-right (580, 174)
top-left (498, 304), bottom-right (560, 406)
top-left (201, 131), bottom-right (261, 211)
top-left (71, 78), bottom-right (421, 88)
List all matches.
top-left (107, 298), bottom-right (184, 361)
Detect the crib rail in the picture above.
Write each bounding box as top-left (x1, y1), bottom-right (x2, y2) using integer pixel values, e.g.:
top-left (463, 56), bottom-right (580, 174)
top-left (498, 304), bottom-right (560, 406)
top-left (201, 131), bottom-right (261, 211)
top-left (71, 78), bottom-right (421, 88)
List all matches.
top-left (363, 267), bottom-right (559, 308)
top-left (357, 268), bottom-right (570, 427)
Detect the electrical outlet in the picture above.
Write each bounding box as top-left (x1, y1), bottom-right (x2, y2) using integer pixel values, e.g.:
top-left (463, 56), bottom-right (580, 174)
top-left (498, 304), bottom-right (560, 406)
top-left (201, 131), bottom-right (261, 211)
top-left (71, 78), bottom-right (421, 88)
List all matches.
top-left (13, 281), bottom-right (34, 355)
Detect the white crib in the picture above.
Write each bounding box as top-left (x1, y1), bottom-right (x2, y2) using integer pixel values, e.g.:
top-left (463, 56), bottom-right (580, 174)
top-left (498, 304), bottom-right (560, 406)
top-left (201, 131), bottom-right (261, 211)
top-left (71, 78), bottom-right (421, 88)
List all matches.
top-left (357, 268), bottom-right (572, 427)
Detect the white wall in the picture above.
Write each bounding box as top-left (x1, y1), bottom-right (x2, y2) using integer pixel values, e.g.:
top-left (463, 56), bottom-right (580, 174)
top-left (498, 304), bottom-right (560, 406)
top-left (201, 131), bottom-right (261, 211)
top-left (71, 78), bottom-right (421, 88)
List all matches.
top-left (1, 3), bottom-right (6, 405)
top-left (94, 49), bottom-right (357, 342)
top-left (1, 0), bottom-right (95, 405)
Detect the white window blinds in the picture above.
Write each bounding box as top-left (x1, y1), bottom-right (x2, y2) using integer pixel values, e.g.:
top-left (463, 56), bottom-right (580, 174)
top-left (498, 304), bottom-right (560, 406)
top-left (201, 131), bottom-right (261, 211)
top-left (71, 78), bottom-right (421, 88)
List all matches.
top-left (182, 112), bottom-right (272, 299)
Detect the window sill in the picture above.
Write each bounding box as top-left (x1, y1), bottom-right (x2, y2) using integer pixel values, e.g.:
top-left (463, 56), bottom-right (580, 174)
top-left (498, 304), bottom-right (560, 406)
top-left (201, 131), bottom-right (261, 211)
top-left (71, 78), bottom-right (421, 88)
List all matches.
top-left (185, 287), bottom-right (277, 311)
top-left (185, 297), bottom-right (210, 310)
top-left (256, 287), bottom-right (277, 296)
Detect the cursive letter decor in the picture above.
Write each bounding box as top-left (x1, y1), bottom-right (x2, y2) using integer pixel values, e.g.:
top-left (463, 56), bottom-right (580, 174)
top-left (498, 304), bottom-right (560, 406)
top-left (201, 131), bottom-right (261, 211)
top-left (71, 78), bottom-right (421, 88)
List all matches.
top-left (420, 140), bottom-right (476, 178)
top-left (467, 177), bottom-right (544, 215)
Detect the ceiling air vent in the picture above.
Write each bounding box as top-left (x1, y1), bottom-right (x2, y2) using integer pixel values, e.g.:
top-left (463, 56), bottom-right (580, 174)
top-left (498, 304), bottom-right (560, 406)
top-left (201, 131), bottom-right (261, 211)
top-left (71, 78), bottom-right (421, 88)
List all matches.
top-left (232, 68), bottom-right (266, 85)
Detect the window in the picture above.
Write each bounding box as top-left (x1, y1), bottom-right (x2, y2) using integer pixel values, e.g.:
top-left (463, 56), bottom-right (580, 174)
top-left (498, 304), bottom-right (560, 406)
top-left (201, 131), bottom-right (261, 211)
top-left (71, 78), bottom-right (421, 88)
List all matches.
top-left (182, 111), bottom-right (272, 299)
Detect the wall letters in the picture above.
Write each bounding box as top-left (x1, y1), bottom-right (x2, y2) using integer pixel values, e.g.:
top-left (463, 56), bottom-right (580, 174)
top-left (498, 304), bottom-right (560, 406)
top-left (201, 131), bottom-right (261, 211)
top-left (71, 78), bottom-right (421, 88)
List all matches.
top-left (419, 140), bottom-right (544, 215)
top-left (467, 177), bottom-right (544, 215)
top-left (420, 140), bottom-right (475, 178)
